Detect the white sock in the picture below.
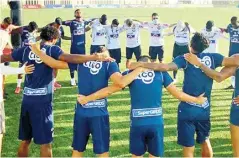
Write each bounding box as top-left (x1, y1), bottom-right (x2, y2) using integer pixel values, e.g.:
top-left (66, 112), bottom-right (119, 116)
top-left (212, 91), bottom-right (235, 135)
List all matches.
top-left (17, 79), bottom-right (22, 88)
top-left (71, 78), bottom-right (75, 81)
top-left (231, 76), bottom-right (235, 88)
top-left (54, 78), bottom-right (56, 83)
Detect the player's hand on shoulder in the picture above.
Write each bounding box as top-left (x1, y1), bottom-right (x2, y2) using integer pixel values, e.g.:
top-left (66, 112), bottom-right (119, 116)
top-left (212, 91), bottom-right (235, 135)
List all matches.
top-left (196, 93), bottom-right (207, 105)
top-left (29, 43), bottom-right (40, 54)
top-left (233, 95), bottom-right (239, 105)
top-left (184, 52), bottom-right (202, 67)
top-left (77, 94), bottom-right (89, 105)
top-left (22, 62), bottom-right (35, 74)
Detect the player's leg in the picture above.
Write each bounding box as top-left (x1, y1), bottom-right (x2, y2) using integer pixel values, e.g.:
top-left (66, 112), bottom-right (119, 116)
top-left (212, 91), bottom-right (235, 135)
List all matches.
top-left (149, 47), bottom-right (157, 63)
top-left (72, 110), bottom-right (90, 157)
top-left (130, 126), bottom-right (146, 157)
top-left (109, 49), bottom-right (121, 67)
top-left (226, 52), bottom-right (235, 89)
top-left (177, 119), bottom-right (196, 157)
top-left (134, 46), bottom-right (142, 62)
top-left (30, 103), bottom-right (54, 157)
top-left (15, 62), bottom-right (23, 94)
top-left (53, 69), bottom-right (61, 90)
top-left (18, 104), bottom-right (32, 157)
top-left (195, 120), bottom-right (212, 157)
top-left (126, 47), bottom-right (134, 68)
top-left (158, 46), bottom-right (164, 63)
top-left (0, 102), bottom-right (5, 156)
top-left (90, 116), bottom-right (110, 157)
top-left (230, 105), bottom-right (239, 157)
top-left (172, 43), bottom-right (179, 81)
top-left (147, 124), bottom-right (164, 158)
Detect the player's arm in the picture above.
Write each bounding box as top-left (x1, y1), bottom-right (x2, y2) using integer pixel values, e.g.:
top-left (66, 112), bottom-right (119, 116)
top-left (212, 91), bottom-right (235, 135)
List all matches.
top-left (10, 27), bottom-right (23, 34)
top-left (129, 62), bottom-right (179, 71)
top-left (77, 67), bottom-right (145, 104)
top-left (184, 53), bottom-right (237, 82)
top-left (166, 83), bottom-right (206, 104)
top-left (61, 28), bottom-right (71, 40)
top-left (0, 63), bottom-right (35, 75)
top-left (168, 23), bottom-right (177, 28)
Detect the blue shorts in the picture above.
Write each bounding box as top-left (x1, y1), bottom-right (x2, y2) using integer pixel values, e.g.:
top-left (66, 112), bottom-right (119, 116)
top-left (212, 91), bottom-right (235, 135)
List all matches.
top-left (90, 45), bottom-right (105, 54)
top-left (18, 102), bottom-right (53, 145)
top-left (130, 125), bottom-right (164, 157)
top-left (108, 49), bottom-right (121, 64)
top-left (230, 104), bottom-right (239, 126)
top-left (72, 115), bottom-right (110, 154)
top-left (126, 46), bottom-right (141, 60)
top-left (70, 44), bottom-right (86, 55)
top-left (149, 46), bottom-right (164, 61)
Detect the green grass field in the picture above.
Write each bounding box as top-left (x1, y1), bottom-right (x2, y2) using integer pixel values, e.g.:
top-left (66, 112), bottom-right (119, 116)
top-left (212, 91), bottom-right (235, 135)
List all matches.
top-left (0, 7), bottom-right (238, 157)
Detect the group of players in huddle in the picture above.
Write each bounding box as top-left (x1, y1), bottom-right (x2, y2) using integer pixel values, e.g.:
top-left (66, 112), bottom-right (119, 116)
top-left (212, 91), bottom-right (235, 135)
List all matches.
top-left (0, 8), bottom-right (239, 157)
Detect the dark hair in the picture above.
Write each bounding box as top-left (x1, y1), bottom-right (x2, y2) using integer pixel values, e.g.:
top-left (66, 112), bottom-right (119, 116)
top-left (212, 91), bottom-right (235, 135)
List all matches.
top-left (138, 55), bottom-right (151, 62)
top-left (40, 26), bottom-right (59, 41)
top-left (55, 17), bottom-right (62, 25)
top-left (231, 16), bottom-right (237, 23)
top-left (75, 9), bottom-right (80, 14)
top-left (28, 21), bottom-right (38, 32)
top-left (101, 14), bottom-right (107, 20)
top-left (112, 19), bottom-right (119, 26)
top-left (3, 17), bottom-right (12, 25)
top-left (152, 13), bottom-right (158, 17)
top-left (190, 32), bottom-right (209, 53)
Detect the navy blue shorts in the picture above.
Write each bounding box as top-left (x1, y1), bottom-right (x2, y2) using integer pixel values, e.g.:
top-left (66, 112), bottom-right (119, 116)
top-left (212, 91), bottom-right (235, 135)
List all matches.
top-left (126, 46), bottom-right (141, 60)
top-left (90, 45), bottom-right (105, 54)
top-left (130, 124), bottom-right (164, 157)
top-left (177, 119), bottom-right (210, 147)
top-left (230, 104), bottom-right (239, 126)
top-left (70, 44), bottom-right (86, 55)
top-left (149, 46), bottom-right (164, 61)
top-left (108, 49), bottom-right (121, 64)
top-left (72, 115), bottom-right (110, 154)
top-left (18, 102), bottom-right (53, 145)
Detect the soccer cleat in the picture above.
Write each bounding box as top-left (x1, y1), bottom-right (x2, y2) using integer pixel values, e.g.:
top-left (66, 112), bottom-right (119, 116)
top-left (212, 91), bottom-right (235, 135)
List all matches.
top-left (54, 82), bottom-right (62, 88)
top-left (14, 87), bottom-right (21, 94)
top-left (71, 79), bottom-right (76, 86)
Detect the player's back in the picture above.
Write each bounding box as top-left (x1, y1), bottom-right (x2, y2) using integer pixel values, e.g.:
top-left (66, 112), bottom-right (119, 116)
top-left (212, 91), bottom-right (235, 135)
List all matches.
top-left (11, 44), bottom-right (63, 104)
top-left (75, 61), bottom-right (119, 117)
top-left (123, 70), bottom-right (173, 126)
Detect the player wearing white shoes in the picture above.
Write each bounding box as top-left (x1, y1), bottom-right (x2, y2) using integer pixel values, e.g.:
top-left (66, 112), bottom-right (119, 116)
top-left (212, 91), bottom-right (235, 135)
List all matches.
top-left (201, 20), bottom-right (228, 53)
top-left (124, 19), bottom-right (144, 68)
top-left (135, 13), bottom-right (176, 62)
top-left (90, 14), bottom-right (107, 54)
top-left (104, 19), bottom-right (124, 66)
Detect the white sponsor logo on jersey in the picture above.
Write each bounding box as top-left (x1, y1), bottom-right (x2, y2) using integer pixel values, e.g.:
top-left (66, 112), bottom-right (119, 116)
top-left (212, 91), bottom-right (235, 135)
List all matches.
top-left (83, 61), bottom-right (102, 75)
top-left (194, 56), bottom-right (212, 68)
top-left (136, 70), bottom-right (155, 84)
top-left (29, 48), bottom-right (46, 64)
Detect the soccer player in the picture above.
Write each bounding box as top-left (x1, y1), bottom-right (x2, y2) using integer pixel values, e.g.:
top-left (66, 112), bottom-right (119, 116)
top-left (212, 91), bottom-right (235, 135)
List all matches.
top-left (29, 43), bottom-right (147, 157)
top-left (201, 20), bottom-right (228, 53)
top-left (77, 55), bottom-right (206, 157)
top-left (134, 13), bottom-right (176, 63)
top-left (129, 33), bottom-right (227, 157)
top-left (183, 51), bottom-right (239, 157)
top-left (0, 29), bottom-right (35, 156)
top-left (0, 26), bottom-right (113, 157)
top-left (124, 19), bottom-right (144, 68)
top-left (10, 21), bottom-right (39, 94)
top-left (50, 17), bottom-right (71, 90)
top-left (104, 19), bottom-right (124, 67)
top-left (62, 9), bottom-right (92, 86)
top-left (221, 16), bottom-right (239, 89)
top-left (90, 14), bottom-right (107, 54)
top-left (168, 20), bottom-right (195, 82)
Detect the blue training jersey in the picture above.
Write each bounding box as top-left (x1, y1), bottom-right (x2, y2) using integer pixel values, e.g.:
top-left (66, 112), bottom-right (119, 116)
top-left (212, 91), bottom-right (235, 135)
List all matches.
top-left (11, 45), bottom-right (63, 104)
top-left (233, 68), bottom-right (239, 105)
top-left (70, 61), bottom-right (119, 117)
top-left (122, 70), bottom-right (173, 127)
top-left (227, 24), bottom-right (239, 54)
top-left (21, 26), bottom-right (36, 47)
top-left (62, 19), bottom-right (89, 46)
top-left (173, 53), bottom-right (224, 111)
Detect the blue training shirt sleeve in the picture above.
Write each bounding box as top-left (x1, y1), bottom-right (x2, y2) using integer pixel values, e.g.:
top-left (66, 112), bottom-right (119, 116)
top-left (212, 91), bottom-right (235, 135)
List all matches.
top-left (107, 62), bottom-right (120, 78)
top-left (62, 20), bottom-right (71, 26)
top-left (162, 72), bottom-right (173, 88)
top-left (173, 56), bottom-right (187, 69)
top-left (50, 46), bottom-right (64, 60)
top-left (11, 47), bottom-right (26, 62)
top-left (122, 70), bottom-right (129, 76)
top-left (212, 53), bottom-right (224, 68)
